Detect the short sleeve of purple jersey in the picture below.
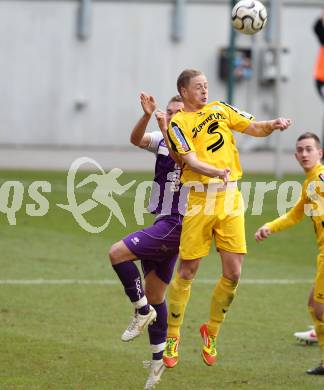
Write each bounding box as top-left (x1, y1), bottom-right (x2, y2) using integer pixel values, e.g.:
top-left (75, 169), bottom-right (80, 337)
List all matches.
top-left (144, 131), bottom-right (164, 154)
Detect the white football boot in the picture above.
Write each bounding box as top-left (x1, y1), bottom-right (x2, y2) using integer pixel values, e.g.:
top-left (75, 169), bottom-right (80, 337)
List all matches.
top-left (294, 326), bottom-right (318, 344)
top-left (143, 359), bottom-right (165, 390)
top-left (121, 305), bottom-right (157, 342)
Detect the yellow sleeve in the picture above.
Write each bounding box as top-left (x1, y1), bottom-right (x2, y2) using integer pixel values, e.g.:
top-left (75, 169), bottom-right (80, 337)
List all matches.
top-left (220, 101), bottom-right (254, 133)
top-left (266, 194), bottom-right (305, 233)
top-left (167, 117), bottom-right (195, 155)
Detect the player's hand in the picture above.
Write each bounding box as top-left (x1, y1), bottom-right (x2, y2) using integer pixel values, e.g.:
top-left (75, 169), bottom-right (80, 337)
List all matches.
top-left (155, 110), bottom-right (167, 134)
top-left (140, 92), bottom-right (157, 116)
top-left (216, 168), bottom-right (231, 183)
top-left (272, 117), bottom-right (292, 132)
top-left (255, 225), bottom-right (272, 241)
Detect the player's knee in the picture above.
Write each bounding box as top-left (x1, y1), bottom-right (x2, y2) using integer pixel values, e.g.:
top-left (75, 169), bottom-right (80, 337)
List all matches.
top-left (108, 242), bottom-right (122, 264)
top-left (145, 287), bottom-right (165, 305)
top-left (177, 259), bottom-right (200, 280)
top-left (223, 268), bottom-right (241, 282)
top-left (314, 305), bottom-right (324, 321)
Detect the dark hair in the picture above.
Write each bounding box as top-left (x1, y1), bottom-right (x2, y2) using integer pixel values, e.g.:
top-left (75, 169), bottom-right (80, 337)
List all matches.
top-left (297, 132), bottom-right (321, 148)
top-left (168, 95), bottom-right (183, 104)
top-left (177, 69), bottom-right (203, 96)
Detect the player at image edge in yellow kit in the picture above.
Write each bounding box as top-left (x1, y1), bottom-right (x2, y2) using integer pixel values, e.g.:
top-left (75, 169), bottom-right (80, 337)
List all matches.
top-left (256, 132), bottom-right (324, 375)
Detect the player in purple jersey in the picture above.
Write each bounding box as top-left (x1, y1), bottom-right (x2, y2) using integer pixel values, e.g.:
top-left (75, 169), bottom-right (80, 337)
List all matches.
top-left (109, 93), bottom-right (184, 389)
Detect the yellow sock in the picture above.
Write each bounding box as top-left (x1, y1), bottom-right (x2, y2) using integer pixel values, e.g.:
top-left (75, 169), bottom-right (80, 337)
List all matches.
top-left (167, 272), bottom-right (193, 337)
top-left (309, 306), bottom-right (324, 362)
top-left (317, 314), bottom-right (324, 362)
top-left (207, 276), bottom-right (238, 337)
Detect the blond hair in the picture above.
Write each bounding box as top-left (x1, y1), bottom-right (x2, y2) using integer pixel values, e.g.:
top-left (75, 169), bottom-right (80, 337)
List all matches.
top-left (177, 69), bottom-right (204, 96)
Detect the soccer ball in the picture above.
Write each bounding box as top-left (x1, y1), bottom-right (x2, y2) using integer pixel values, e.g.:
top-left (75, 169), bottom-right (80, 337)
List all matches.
top-left (231, 0), bottom-right (267, 35)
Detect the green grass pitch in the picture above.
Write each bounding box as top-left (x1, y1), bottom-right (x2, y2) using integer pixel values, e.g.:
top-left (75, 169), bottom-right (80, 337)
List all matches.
top-left (0, 170), bottom-right (323, 389)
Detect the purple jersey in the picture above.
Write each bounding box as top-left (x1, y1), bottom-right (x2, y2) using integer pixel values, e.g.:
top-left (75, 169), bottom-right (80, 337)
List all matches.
top-left (145, 131), bottom-right (186, 216)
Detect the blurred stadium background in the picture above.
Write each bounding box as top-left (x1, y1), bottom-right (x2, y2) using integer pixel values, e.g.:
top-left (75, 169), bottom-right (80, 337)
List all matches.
top-left (0, 0), bottom-right (323, 173)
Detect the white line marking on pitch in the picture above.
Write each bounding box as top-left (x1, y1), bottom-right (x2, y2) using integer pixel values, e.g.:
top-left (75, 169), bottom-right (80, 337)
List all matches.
top-left (0, 279), bottom-right (313, 285)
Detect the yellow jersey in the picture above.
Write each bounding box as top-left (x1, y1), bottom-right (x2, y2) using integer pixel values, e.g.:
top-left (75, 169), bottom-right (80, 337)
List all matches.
top-left (267, 164), bottom-right (324, 251)
top-left (167, 101), bottom-right (254, 185)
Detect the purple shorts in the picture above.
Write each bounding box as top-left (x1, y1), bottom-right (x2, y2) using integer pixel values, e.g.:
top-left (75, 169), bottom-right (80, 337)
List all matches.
top-left (123, 214), bottom-right (182, 284)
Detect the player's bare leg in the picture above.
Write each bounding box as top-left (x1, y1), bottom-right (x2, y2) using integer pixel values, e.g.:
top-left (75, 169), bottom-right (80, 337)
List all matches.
top-left (109, 241), bottom-right (156, 342)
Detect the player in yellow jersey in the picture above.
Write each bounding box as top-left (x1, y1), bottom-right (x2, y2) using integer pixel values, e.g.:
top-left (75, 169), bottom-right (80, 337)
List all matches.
top-left (163, 68), bottom-right (292, 368)
top-left (255, 132), bottom-right (324, 375)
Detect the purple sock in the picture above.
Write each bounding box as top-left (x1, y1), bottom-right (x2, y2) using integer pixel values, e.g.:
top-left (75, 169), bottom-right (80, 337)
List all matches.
top-left (112, 262), bottom-right (149, 314)
top-left (148, 301), bottom-right (168, 360)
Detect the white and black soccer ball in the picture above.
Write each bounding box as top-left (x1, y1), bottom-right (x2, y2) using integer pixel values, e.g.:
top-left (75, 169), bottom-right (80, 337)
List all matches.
top-left (232, 0), bottom-right (267, 35)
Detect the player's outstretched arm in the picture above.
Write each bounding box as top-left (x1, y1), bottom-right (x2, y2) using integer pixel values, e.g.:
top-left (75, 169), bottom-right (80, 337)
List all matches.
top-left (130, 92), bottom-right (157, 148)
top-left (181, 152), bottom-right (230, 182)
top-left (155, 110), bottom-right (182, 166)
top-left (244, 118), bottom-right (292, 137)
top-left (255, 225), bottom-right (272, 241)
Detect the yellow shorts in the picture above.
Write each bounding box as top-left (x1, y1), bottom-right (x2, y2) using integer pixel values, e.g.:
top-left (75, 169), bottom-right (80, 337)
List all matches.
top-left (314, 253), bottom-right (324, 303)
top-left (179, 188), bottom-right (246, 260)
